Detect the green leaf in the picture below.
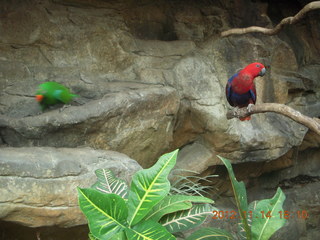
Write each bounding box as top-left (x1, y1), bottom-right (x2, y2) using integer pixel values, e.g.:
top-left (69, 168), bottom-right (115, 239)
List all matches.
top-left (78, 188), bottom-right (127, 239)
top-left (110, 230), bottom-right (127, 240)
top-left (218, 156), bottom-right (250, 239)
top-left (160, 204), bottom-right (215, 233)
top-left (125, 220), bottom-right (176, 240)
top-left (89, 231), bottom-right (127, 240)
top-left (250, 187), bottom-right (286, 240)
top-left (92, 169), bottom-right (128, 199)
top-left (145, 195), bottom-right (214, 222)
top-left (127, 149), bottom-right (178, 226)
top-left (186, 227), bottom-right (234, 240)
top-left (88, 232), bottom-right (99, 240)
top-left (170, 169), bottom-right (217, 196)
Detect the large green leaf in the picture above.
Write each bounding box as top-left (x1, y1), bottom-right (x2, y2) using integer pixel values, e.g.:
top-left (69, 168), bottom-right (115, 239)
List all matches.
top-left (89, 231), bottom-right (126, 240)
top-left (186, 227), bottom-right (234, 240)
top-left (125, 220), bottom-right (176, 240)
top-left (92, 169), bottom-right (128, 199)
top-left (145, 195), bottom-right (214, 222)
top-left (250, 187), bottom-right (286, 240)
top-left (160, 204), bottom-right (215, 233)
top-left (127, 149), bottom-right (178, 226)
top-left (88, 232), bottom-right (99, 240)
top-left (218, 156), bottom-right (251, 239)
top-left (110, 230), bottom-right (127, 240)
top-left (78, 188), bottom-right (127, 239)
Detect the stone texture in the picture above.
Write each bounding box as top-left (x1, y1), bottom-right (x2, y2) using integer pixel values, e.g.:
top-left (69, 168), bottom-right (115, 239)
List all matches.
top-left (0, 0), bottom-right (317, 168)
top-left (256, 148), bottom-right (320, 189)
top-left (0, 147), bottom-right (142, 227)
top-left (174, 142), bottom-right (218, 175)
top-left (170, 36), bottom-right (309, 163)
top-left (0, 86), bottom-right (179, 168)
top-left (0, 0), bottom-right (319, 238)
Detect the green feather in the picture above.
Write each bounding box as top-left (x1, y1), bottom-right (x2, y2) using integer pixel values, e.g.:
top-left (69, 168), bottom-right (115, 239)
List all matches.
top-left (36, 82), bottom-right (77, 110)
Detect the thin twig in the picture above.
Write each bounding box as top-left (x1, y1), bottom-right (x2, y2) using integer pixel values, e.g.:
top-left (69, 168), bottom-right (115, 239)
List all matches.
top-left (221, 1), bottom-right (320, 37)
top-left (227, 103), bottom-right (320, 135)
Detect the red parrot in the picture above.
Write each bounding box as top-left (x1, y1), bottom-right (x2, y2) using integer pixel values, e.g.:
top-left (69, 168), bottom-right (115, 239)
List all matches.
top-left (226, 62), bottom-right (266, 121)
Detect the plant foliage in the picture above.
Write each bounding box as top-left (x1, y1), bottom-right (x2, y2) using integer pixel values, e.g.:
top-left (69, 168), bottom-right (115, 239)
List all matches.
top-left (78, 150), bottom-right (287, 240)
top-left (186, 227), bottom-right (234, 240)
top-left (160, 203), bottom-right (215, 233)
top-left (249, 188), bottom-right (286, 240)
top-left (218, 156), bottom-right (250, 239)
top-left (127, 149), bottom-right (178, 226)
top-left (216, 156), bottom-right (287, 240)
top-left (78, 149), bottom-right (214, 240)
top-left (78, 189), bottom-right (127, 239)
top-left (170, 169), bottom-right (217, 196)
top-left (92, 169), bottom-right (128, 198)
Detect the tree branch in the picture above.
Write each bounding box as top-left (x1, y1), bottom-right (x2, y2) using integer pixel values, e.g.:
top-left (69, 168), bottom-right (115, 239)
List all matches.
top-left (227, 103), bottom-right (320, 136)
top-left (221, 1), bottom-right (320, 37)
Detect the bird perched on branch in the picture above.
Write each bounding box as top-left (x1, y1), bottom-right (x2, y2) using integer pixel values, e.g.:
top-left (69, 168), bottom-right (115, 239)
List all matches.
top-left (35, 82), bottom-right (78, 110)
top-left (225, 62), bottom-right (266, 121)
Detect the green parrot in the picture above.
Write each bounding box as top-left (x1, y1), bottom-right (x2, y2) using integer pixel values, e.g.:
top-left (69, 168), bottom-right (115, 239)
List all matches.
top-left (35, 82), bottom-right (78, 110)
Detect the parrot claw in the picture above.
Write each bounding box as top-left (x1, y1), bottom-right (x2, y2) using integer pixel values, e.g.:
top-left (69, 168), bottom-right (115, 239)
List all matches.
top-left (232, 107), bottom-right (240, 118)
top-left (247, 104), bottom-right (254, 113)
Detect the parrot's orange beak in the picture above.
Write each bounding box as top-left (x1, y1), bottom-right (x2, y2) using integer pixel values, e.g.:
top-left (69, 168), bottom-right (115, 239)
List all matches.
top-left (35, 95), bottom-right (44, 102)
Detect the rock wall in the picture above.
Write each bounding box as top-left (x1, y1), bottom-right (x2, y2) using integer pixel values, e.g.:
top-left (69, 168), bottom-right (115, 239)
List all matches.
top-left (0, 147), bottom-right (141, 227)
top-left (1, 0), bottom-right (317, 166)
top-left (0, 0), bottom-right (319, 239)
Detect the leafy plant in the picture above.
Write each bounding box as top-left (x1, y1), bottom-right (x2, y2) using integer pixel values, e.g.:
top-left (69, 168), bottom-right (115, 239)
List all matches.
top-left (170, 169), bottom-right (218, 197)
top-left (184, 156), bottom-right (287, 240)
top-left (78, 150), bottom-right (287, 240)
top-left (186, 227), bottom-right (233, 240)
top-left (78, 149), bottom-right (216, 240)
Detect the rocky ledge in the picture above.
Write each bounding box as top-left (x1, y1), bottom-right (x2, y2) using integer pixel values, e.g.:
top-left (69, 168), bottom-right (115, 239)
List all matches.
top-left (0, 147), bottom-right (142, 227)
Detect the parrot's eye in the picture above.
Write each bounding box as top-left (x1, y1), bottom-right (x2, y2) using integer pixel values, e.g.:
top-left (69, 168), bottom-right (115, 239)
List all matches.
top-left (256, 64), bottom-right (261, 68)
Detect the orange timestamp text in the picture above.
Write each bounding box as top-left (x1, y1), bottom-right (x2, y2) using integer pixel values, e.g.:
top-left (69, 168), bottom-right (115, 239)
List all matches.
top-left (212, 210), bottom-right (308, 220)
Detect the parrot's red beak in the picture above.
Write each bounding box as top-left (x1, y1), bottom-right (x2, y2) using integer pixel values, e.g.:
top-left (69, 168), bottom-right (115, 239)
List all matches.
top-left (35, 95), bottom-right (44, 102)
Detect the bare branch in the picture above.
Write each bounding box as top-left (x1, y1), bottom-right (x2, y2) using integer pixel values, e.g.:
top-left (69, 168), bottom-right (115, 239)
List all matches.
top-left (227, 103), bottom-right (320, 136)
top-left (221, 1), bottom-right (320, 37)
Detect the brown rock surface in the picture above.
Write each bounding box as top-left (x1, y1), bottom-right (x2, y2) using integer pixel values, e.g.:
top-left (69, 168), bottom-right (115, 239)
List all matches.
top-left (0, 147), bottom-right (142, 227)
top-left (0, 0), bottom-right (320, 239)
